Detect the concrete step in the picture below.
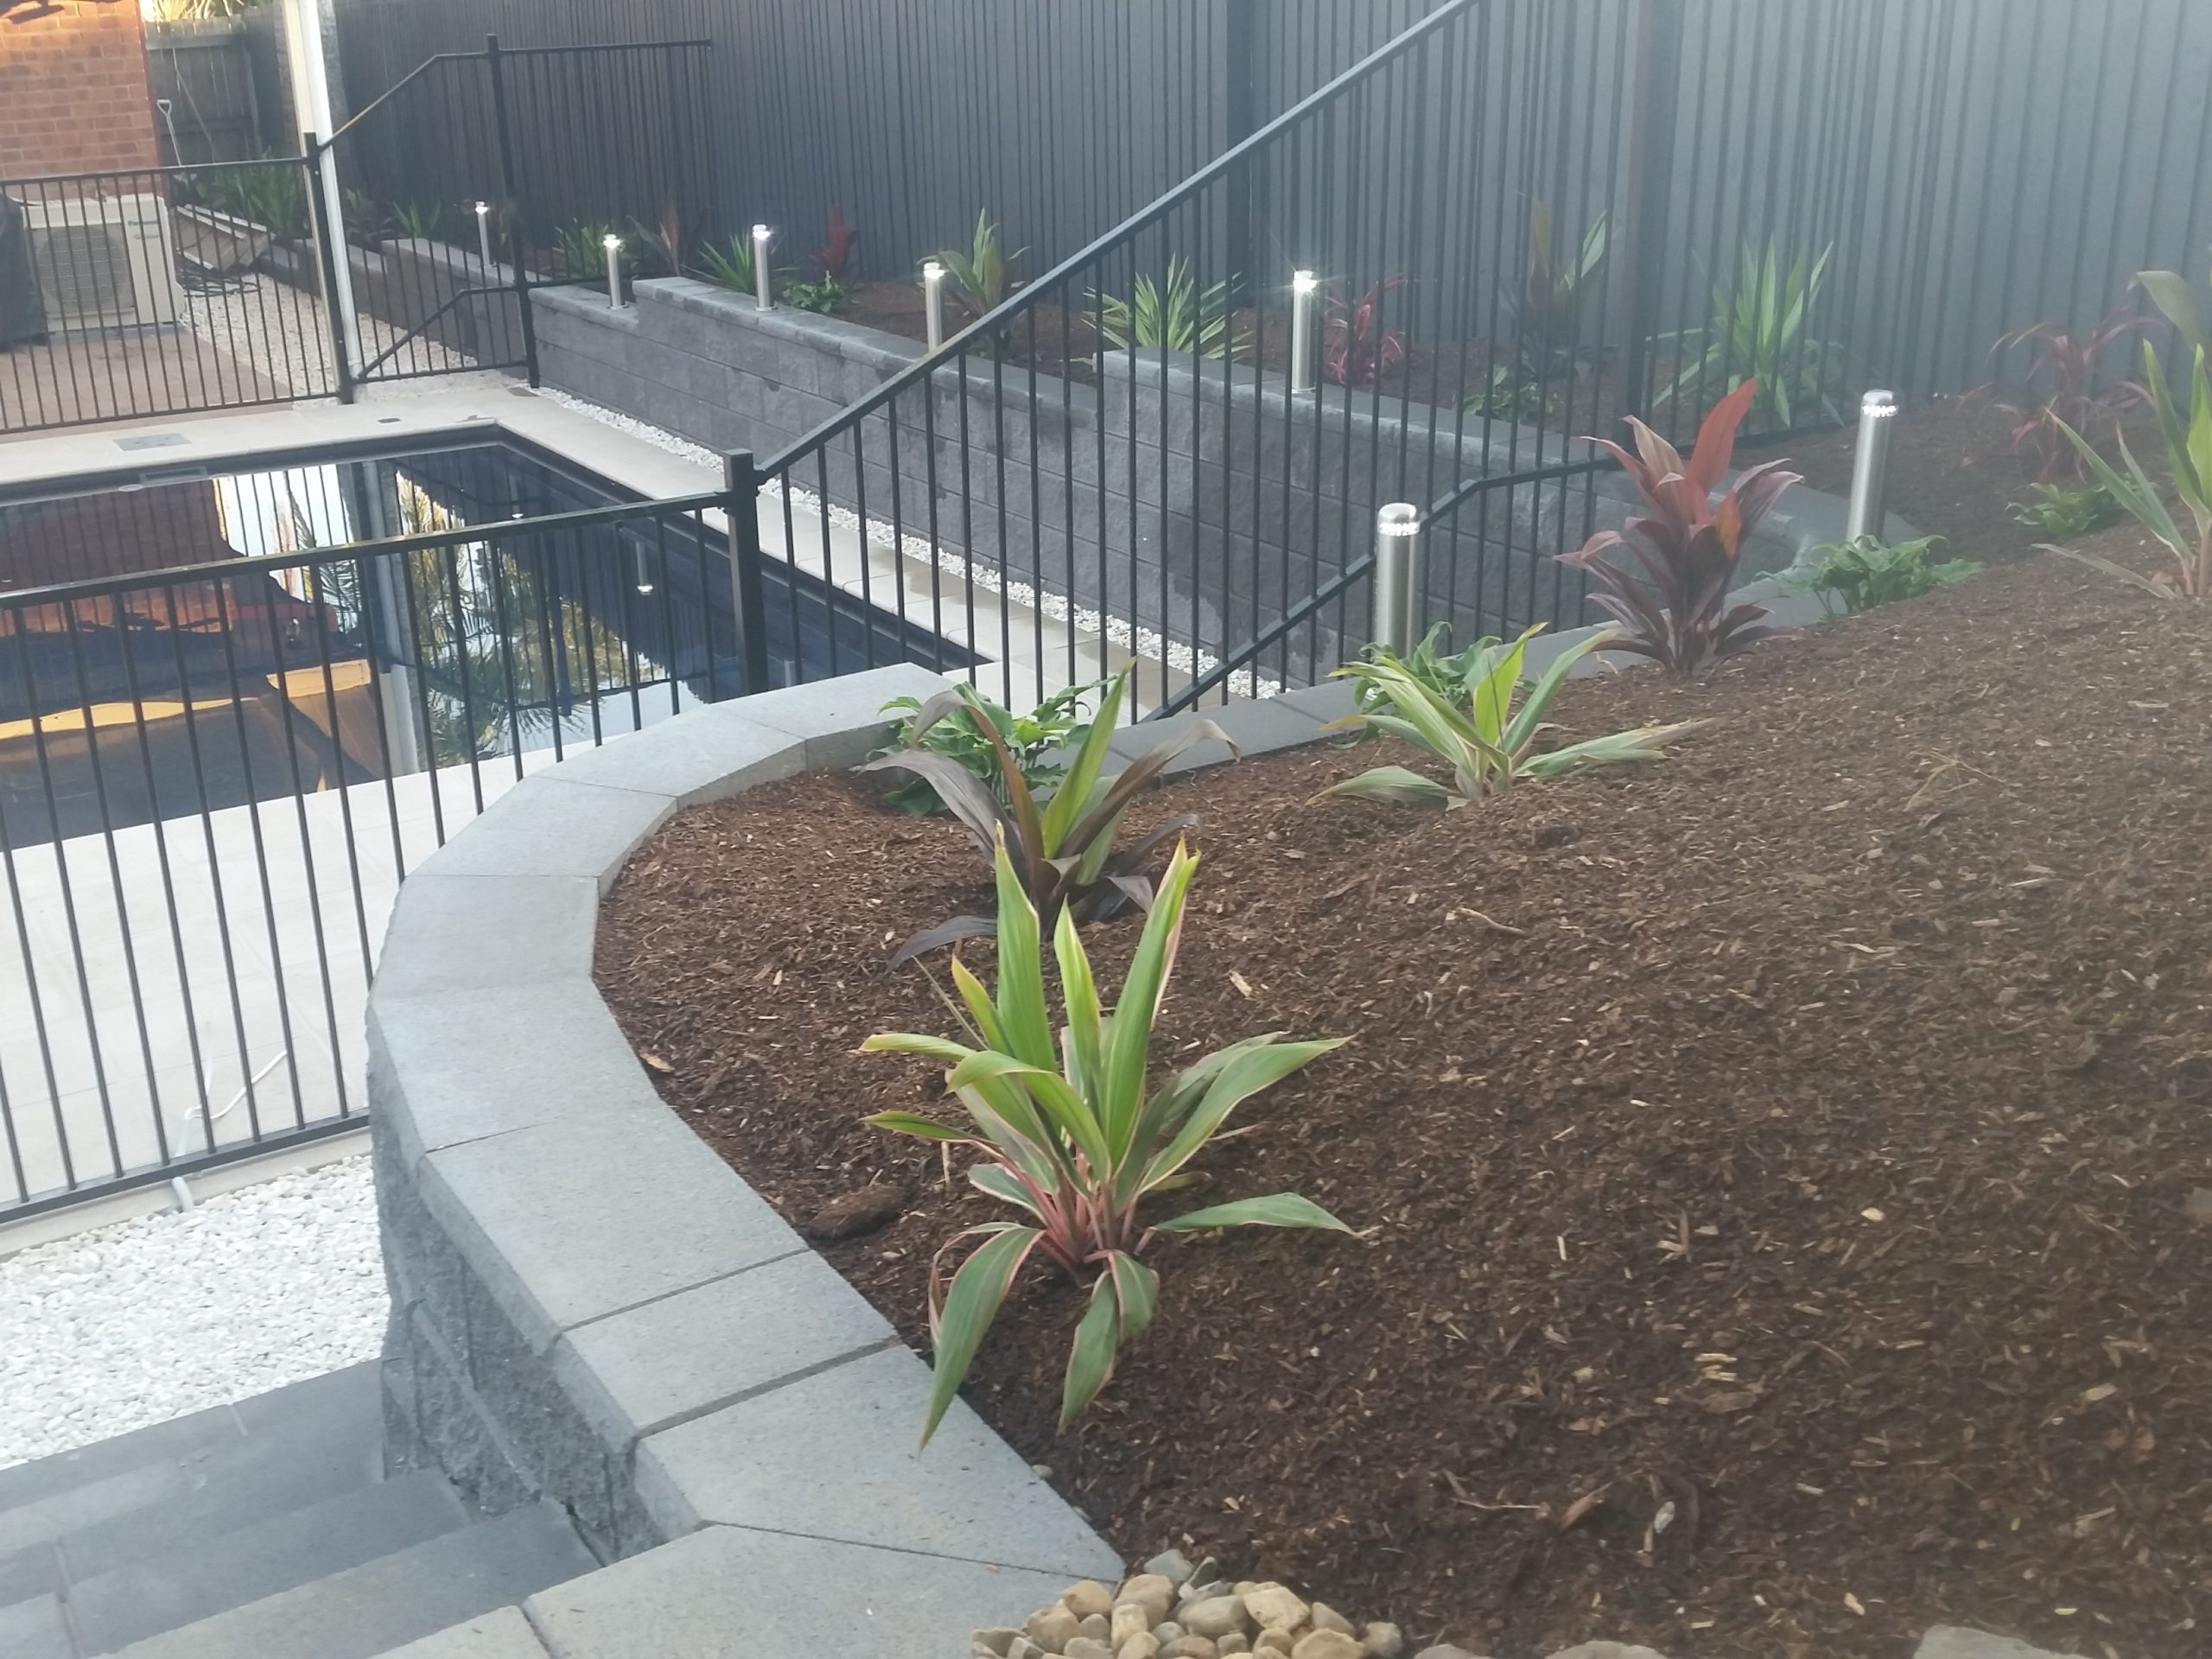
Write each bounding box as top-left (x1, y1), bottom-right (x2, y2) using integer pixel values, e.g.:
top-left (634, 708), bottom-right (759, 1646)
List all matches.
top-left (104, 1503), bottom-right (595, 1659)
top-left (0, 1364), bottom-right (385, 1598)
top-left (0, 1592), bottom-right (72, 1659)
top-left (69, 1468), bottom-right (470, 1654)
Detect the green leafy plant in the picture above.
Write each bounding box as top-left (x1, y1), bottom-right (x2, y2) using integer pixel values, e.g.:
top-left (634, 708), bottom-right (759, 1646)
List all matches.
top-left (1509, 199), bottom-right (1607, 372)
top-left (342, 188), bottom-right (391, 250)
top-left (2052, 342), bottom-right (2212, 598)
top-left (390, 200), bottom-right (443, 241)
top-left (1557, 378), bottom-right (1801, 674)
top-left (1662, 239), bottom-right (1844, 429)
top-left (2007, 482), bottom-right (2120, 539)
top-left (929, 212), bottom-right (1026, 320)
top-left (780, 275), bottom-right (851, 315)
top-left (195, 156), bottom-right (308, 242)
top-left (1462, 365), bottom-right (1548, 423)
top-left (873, 679), bottom-right (1103, 816)
top-left (1786, 535), bottom-right (1980, 614)
top-left (1319, 625), bottom-right (1703, 808)
top-left (692, 232), bottom-right (763, 296)
top-left (861, 836), bottom-right (1349, 1445)
top-left (857, 665), bottom-right (1234, 963)
top-left (2136, 253), bottom-right (2208, 355)
top-left (1983, 309), bottom-right (2156, 480)
top-left (553, 219), bottom-right (627, 283)
top-left (1092, 257), bottom-right (1247, 359)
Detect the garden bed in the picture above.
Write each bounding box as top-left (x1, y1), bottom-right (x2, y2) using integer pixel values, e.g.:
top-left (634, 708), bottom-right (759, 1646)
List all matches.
top-left (595, 536), bottom-right (2210, 1659)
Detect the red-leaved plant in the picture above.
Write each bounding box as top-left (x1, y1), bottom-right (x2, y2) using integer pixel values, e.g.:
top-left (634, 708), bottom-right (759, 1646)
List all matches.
top-left (1983, 308), bottom-right (2157, 480)
top-left (1554, 378), bottom-right (1801, 676)
top-left (1325, 274), bottom-right (1409, 387)
top-left (815, 207), bottom-right (858, 281)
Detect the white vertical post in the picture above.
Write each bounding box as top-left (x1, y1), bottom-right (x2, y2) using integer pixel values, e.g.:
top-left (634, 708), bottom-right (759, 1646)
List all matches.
top-left (1372, 503), bottom-right (1423, 657)
top-left (1845, 390), bottom-right (1897, 543)
top-left (474, 201), bottom-right (493, 272)
top-left (922, 260), bottom-right (947, 352)
top-left (280, 0), bottom-right (363, 378)
top-left (1288, 269), bottom-right (1320, 395)
top-left (603, 234), bottom-right (625, 308)
top-left (752, 224), bottom-right (774, 310)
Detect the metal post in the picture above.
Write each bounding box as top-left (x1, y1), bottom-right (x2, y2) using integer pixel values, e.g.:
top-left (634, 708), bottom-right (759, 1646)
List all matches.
top-left (281, 0), bottom-right (362, 381)
top-left (1288, 269), bottom-right (1320, 395)
top-left (603, 234), bottom-right (625, 308)
top-left (1223, 0), bottom-right (1259, 304)
top-left (474, 200), bottom-right (493, 272)
top-left (485, 35), bottom-right (541, 388)
top-left (725, 450), bottom-right (772, 696)
top-left (1845, 391), bottom-right (1898, 543)
top-left (1616, 0), bottom-right (1685, 428)
top-left (752, 224), bottom-right (774, 310)
top-left (922, 260), bottom-right (946, 352)
top-left (302, 138), bottom-right (356, 404)
top-left (1371, 504), bottom-right (1423, 657)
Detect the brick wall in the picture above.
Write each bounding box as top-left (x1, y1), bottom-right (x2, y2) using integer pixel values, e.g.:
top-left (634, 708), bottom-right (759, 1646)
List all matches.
top-left (0, 2), bottom-right (162, 179)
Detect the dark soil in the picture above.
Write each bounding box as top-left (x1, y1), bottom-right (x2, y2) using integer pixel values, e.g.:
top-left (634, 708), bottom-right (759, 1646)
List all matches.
top-left (596, 537), bottom-right (2212, 1659)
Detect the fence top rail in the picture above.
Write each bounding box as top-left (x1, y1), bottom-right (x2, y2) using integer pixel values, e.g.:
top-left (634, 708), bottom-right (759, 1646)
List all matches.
top-left (754, 0), bottom-right (1483, 477)
top-left (321, 49), bottom-right (484, 145)
top-left (0, 491), bottom-right (730, 613)
top-left (0, 156), bottom-right (312, 189)
top-left (325, 33), bottom-right (714, 148)
top-left (493, 38), bottom-right (712, 56)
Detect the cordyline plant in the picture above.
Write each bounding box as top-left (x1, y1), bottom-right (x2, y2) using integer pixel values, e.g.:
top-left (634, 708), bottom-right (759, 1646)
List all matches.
top-left (2051, 341), bottom-right (2212, 598)
top-left (862, 836), bottom-right (1349, 1445)
top-left (1509, 199), bottom-right (1608, 374)
top-left (814, 206), bottom-right (859, 280)
top-left (1662, 239), bottom-right (1843, 429)
top-left (1556, 378), bottom-right (1801, 675)
top-left (1325, 274), bottom-right (1410, 387)
top-left (1320, 624), bottom-right (1704, 808)
top-left (1985, 308), bottom-right (2157, 480)
top-left (858, 665), bottom-right (1234, 963)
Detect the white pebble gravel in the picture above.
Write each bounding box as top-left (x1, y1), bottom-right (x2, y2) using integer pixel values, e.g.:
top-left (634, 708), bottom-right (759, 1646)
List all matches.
top-left (0, 1156), bottom-right (385, 1471)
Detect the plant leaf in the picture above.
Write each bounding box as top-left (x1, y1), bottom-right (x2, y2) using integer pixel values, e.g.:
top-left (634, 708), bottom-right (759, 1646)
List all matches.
top-left (923, 1225), bottom-right (1041, 1446)
top-left (862, 1109), bottom-right (972, 1141)
top-left (1156, 1192), bottom-right (1353, 1233)
top-left (1060, 1270), bottom-right (1125, 1430)
top-left (1141, 1038), bottom-right (1348, 1196)
top-left (1315, 765), bottom-right (1455, 807)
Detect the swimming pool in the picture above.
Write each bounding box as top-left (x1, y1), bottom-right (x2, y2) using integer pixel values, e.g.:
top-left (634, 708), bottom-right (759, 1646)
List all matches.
top-left (0, 435), bottom-right (967, 844)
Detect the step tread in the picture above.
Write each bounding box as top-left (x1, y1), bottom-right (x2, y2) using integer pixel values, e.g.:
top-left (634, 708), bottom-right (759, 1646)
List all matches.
top-left (104, 1503), bottom-right (594, 1659)
top-left (70, 1470), bottom-right (471, 1654)
top-left (0, 1592), bottom-right (73, 1659)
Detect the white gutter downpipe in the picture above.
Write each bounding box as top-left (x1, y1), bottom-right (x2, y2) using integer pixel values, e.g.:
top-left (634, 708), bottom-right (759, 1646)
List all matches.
top-left (281, 0), bottom-right (364, 380)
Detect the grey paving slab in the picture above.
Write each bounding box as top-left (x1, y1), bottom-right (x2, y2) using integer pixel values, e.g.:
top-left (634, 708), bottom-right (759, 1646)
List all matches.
top-left (419, 1107), bottom-right (803, 1354)
top-left (110, 1503), bottom-right (594, 1659)
top-left (534, 708), bottom-right (806, 808)
top-left (632, 1344), bottom-right (1119, 1580)
top-left (0, 1541), bottom-right (61, 1606)
top-left (525, 1524), bottom-right (1077, 1659)
top-left (555, 1250), bottom-right (894, 1446)
top-left (413, 779), bottom-right (675, 893)
top-left (70, 1469), bottom-right (468, 1653)
top-left (0, 1461), bottom-right (185, 1560)
top-left (369, 981), bottom-right (670, 1171)
top-left (719, 662), bottom-right (950, 767)
top-left (0, 1592), bottom-right (71, 1659)
top-left (0, 1396), bottom-right (241, 1515)
top-left (372, 875), bottom-right (600, 1002)
top-left (1103, 706), bottom-right (1243, 779)
top-left (1273, 678), bottom-right (1358, 725)
top-left (370, 1606), bottom-right (551, 1658)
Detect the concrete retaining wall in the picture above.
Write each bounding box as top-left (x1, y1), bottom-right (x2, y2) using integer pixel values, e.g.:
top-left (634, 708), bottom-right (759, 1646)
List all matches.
top-left (266, 236), bottom-right (524, 367)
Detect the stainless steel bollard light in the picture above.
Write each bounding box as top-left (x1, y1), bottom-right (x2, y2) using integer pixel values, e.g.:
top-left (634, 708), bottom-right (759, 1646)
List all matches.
top-left (923, 259), bottom-right (947, 352)
top-left (752, 223), bottom-right (774, 310)
top-left (474, 200), bottom-right (493, 272)
top-left (1371, 503), bottom-right (1424, 657)
top-left (1845, 390), bottom-right (1897, 543)
top-left (602, 233), bottom-right (624, 308)
top-left (1289, 269), bottom-right (1321, 395)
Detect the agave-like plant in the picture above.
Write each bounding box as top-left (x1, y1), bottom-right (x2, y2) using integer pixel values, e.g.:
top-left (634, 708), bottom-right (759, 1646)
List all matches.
top-left (1555, 378), bottom-right (1802, 675)
top-left (929, 211), bottom-right (1026, 319)
top-left (1319, 625), bottom-right (1704, 808)
top-left (1661, 239), bottom-right (1843, 429)
top-left (2051, 342), bottom-right (2212, 598)
top-left (862, 837), bottom-right (1349, 1445)
top-left (1092, 256), bottom-right (1249, 359)
top-left (858, 665), bottom-right (1234, 963)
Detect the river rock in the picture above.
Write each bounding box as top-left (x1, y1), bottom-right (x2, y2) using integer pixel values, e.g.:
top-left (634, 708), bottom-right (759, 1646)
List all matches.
top-left (1113, 1604), bottom-right (1154, 1648)
top-left (1412, 1648), bottom-right (1484, 1659)
top-left (1309, 1605), bottom-right (1355, 1638)
top-left (1146, 1550), bottom-right (1197, 1585)
top-left (804, 1183), bottom-right (903, 1239)
top-left (1218, 1637), bottom-right (1250, 1656)
top-left (1120, 1576), bottom-right (1176, 1624)
top-left (1183, 1597), bottom-right (1249, 1639)
top-left (1292, 1634), bottom-right (1363, 1659)
top-left (1065, 1639), bottom-right (1116, 1659)
top-left (1067, 1582), bottom-right (1117, 1621)
top-left (1543, 1647), bottom-right (1671, 1659)
top-left (1028, 1605), bottom-right (1082, 1653)
top-left (1255, 1632), bottom-right (1296, 1657)
top-left (1243, 1585), bottom-right (1309, 1632)
top-left (974, 1630), bottom-right (1020, 1656)
top-left (1005, 1640), bottom-right (1044, 1659)
top-left (1166, 1640), bottom-right (1220, 1659)
top-left (1118, 1637), bottom-right (1161, 1659)
top-left (1914, 1634), bottom-right (2085, 1659)
top-left (1362, 1624), bottom-right (1405, 1659)
top-left (1081, 1614), bottom-right (1113, 1643)
top-left (1154, 1624), bottom-right (1185, 1647)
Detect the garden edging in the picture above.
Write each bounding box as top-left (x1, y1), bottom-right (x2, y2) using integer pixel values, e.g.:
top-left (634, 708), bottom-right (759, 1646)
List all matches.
top-left (365, 663), bottom-right (1369, 1656)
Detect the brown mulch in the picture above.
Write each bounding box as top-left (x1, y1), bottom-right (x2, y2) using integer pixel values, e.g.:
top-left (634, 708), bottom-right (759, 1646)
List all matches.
top-left (594, 537), bottom-right (2212, 1659)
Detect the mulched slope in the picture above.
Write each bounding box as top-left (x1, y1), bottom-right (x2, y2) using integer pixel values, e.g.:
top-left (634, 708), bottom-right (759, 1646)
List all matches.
top-left (595, 540), bottom-right (2212, 1659)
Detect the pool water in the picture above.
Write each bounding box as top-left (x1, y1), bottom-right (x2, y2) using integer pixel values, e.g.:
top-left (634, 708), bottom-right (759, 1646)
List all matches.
top-left (0, 437), bottom-right (966, 844)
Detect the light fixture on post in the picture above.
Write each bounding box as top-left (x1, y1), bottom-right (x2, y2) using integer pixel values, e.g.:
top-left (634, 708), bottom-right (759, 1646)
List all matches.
top-left (922, 260), bottom-right (946, 352)
top-left (1289, 269), bottom-right (1321, 395)
top-left (1845, 389), bottom-right (1897, 543)
top-left (474, 201), bottom-right (493, 272)
top-left (634, 542), bottom-right (655, 596)
top-left (1371, 502), bottom-right (1424, 657)
top-left (752, 224), bottom-right (774, 310)
top-left (603, 232), bottom-right (625, 309)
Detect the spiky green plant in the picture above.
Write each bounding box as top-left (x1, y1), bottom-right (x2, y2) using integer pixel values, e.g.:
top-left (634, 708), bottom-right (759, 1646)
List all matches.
top-left (2052, 342), bottom-right (2212, 598)
top-left (1662, 239), bottom-right (1844, 429)
top-left (1092, 257), bottom-right (1247, 359)
top-left (1318, 626), bottom-right (1705, 808)
top-left (1510, 199), bottom-right (1608, 372)
top-left (691, 232), bottom-right (762, 296)
top-left (929, 212), bottom-right (1025, 320)
top-left (862, 837), bottom-right (1348, 1445)
top-left (391, 200), bottom-right (443, 241)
